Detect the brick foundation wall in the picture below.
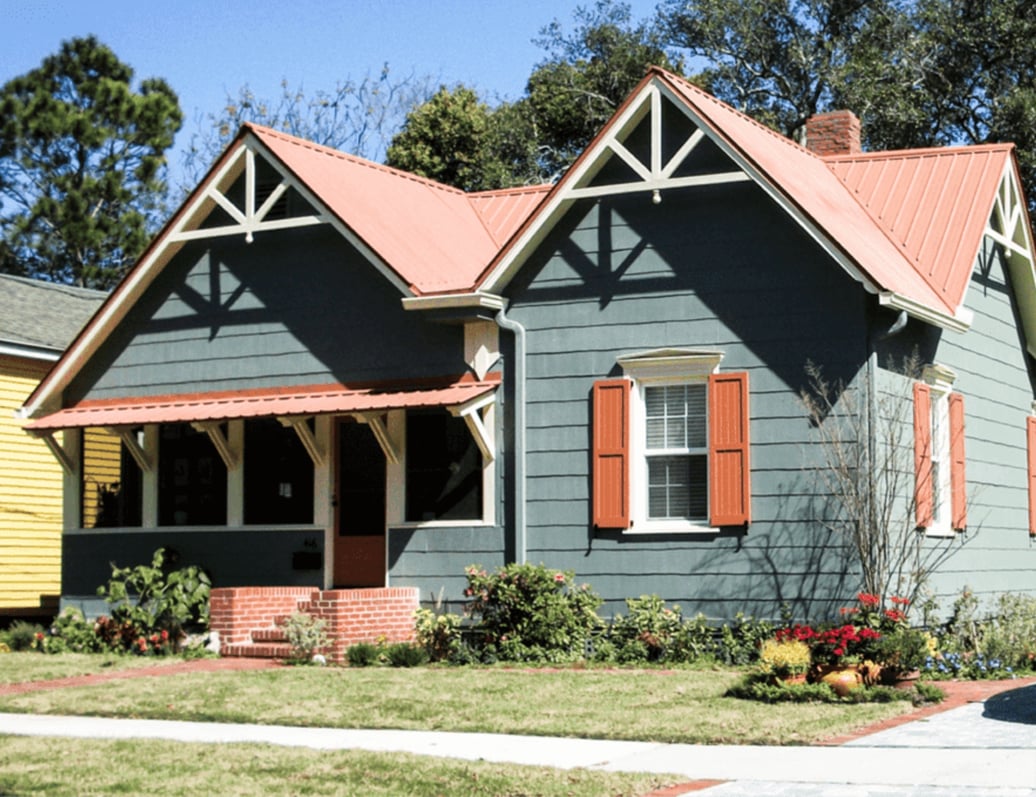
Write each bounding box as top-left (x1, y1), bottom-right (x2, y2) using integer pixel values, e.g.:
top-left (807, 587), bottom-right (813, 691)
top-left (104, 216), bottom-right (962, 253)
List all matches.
top-left (210, 586), bottom-right (419, 661)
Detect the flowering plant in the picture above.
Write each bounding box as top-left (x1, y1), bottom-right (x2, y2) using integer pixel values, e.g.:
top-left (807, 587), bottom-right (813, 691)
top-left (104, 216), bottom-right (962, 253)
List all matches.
top-left (775, 623), bottom-right (880, 667)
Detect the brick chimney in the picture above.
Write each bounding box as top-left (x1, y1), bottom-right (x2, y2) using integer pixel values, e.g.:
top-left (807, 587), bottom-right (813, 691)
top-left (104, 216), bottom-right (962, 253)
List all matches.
top-left (805, 110), bottom-right (862, 156)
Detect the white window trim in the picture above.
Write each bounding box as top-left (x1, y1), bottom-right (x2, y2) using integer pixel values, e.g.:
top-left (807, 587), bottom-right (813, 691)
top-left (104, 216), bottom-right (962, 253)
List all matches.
top-left (922, 364), bottom-right (956, 538)
top-left (386, 406), bottom-right (497, 529)
top-left (619, 349), bottom-right (723, 534)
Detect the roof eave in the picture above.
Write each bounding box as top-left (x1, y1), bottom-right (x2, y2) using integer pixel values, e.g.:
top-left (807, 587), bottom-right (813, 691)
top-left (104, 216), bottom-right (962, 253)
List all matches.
top-left (878, 291), bottom-right (972, 333)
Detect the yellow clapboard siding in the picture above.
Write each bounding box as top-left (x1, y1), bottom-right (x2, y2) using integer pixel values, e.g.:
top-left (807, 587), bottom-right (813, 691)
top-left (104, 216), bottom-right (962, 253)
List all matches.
top-left (0, 355), bottom-right (64, 609)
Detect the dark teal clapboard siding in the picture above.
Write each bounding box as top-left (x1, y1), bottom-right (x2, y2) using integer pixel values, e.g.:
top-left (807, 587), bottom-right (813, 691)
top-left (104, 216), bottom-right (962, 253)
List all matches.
top-left (69, 226), bottom-right (465, 402)
top-left (884, 241), bottom-right (1036, 611)
top-left (502, 180), bottom-right (873, 621)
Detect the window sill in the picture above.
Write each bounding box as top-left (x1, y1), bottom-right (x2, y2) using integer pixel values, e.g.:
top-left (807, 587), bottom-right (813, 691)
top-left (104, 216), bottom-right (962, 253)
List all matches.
top-left (391, 519), bottom-right (496, 530)
top-left (923, 525), bottom-right (957, 539)
top-left (624, 521), bottom-right (717, 535)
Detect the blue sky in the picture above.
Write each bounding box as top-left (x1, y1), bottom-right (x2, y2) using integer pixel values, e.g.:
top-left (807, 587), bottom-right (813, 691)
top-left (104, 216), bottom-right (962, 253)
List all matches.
top-left (3, 0), bottom-right (663, 183)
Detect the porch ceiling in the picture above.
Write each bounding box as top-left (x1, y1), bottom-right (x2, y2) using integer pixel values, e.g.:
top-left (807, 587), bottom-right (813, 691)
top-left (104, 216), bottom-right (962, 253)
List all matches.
top-left (24, 378), bottom-right (499, 432)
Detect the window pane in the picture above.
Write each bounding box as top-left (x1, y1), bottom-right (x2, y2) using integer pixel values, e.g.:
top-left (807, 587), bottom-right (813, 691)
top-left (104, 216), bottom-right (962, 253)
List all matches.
top-left (158, 423), bottom-right (227, 526)
top-left (244, 418), bottom-right (314, 525)
top-left (405, 411), bottom-right (482, 522)
top-left (647, 454), bottom-right (707, 519)
top-left (645, 384), bottom-right (706, 450)
top-left (81, 427), bottom-right (142, 528)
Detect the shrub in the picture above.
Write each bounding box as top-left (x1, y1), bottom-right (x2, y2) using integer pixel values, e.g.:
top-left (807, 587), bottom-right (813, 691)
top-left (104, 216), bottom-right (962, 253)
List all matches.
top-left (4, 621), bottom-right (43, 652)
top-left (31, 607), bottom-right (104, 654)
top-left (96, 548), bottom-right (210, 652)
top-left (608, 595), bottom-right (686, 663)
top-left (717, 612), bottom-right (772, 665)
top-left (758, 638), bottom-right (811, 677)
top-left (413, 608), bottom-right (462, 662)
top-left (280, 612), bottom-right (329, 664)
top-left (464, 563), bottom-right (603, 663)
top-left (385, 642), bottom-right (429, 667)
top-left (346, 641), bottom-right (382, 667)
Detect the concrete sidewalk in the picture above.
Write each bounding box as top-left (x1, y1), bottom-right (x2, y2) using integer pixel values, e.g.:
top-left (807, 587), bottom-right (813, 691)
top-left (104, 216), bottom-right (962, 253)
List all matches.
top-left (3, 682), bottom-right (1036, 796)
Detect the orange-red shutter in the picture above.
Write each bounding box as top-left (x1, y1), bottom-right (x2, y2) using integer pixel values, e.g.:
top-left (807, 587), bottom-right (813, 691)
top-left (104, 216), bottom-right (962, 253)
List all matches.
top-left (708, 372), bottom-right (751, 527)
top-left (948, 392), bottom-right (966, 531)
top-left (592, 378), bottom-right (631, 529)
top-left (913, 382), bottom-right (933, 529)
top-left (1028, 417), bottom-right (1036, 537)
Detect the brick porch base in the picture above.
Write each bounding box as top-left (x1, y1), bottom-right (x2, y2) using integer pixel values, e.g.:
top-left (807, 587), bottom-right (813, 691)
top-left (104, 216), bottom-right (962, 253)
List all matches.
top-left (210, 586), bottom-right (419, 662)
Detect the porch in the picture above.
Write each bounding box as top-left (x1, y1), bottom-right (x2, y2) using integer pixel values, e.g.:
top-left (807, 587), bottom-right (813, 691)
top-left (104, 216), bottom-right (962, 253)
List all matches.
top-left (210, 585), bottom-right (419, 662)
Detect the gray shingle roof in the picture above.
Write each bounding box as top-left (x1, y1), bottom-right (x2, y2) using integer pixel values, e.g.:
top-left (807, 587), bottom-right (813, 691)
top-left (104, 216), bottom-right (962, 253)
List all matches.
top-left (0, 274), bottom-right (106, 353)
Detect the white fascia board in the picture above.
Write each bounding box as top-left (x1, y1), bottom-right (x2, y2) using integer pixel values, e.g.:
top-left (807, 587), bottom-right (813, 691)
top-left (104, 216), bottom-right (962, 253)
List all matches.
top-left (878, 291), bottom-right (971, 333)
top-left (401, 292), bottom-right (507, 312)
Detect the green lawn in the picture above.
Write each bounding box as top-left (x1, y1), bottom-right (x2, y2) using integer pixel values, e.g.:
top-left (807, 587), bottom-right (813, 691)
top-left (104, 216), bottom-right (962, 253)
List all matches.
top-left (0, 654), bottom-right (921, 796)
top-left (0, 654), bottom-right (915, 745)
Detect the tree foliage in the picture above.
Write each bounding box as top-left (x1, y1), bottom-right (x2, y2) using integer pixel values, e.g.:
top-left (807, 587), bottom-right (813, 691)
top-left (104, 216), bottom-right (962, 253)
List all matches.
top-left (387, 0), bottom-right (682, 190)
top-left (656, 0), bottom-right (1036, 212)
top-left (180, 65), bottom-right (432, 190)
top-left (0, 36), bottom-right (182, 289)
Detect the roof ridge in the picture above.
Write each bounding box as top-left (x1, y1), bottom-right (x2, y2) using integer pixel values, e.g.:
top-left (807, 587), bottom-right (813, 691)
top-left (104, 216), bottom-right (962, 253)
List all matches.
top-left (824, 142), bottom-right (1015, 163)
top-left (243, 122), bottom-right (469, 198)
top-left (468, 184), bottom-right (552, 199)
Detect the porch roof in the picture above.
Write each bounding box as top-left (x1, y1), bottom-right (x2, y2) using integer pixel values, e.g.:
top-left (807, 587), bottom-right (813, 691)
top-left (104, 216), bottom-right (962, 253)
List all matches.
top-left (23, 379), bottom-right (499, 432)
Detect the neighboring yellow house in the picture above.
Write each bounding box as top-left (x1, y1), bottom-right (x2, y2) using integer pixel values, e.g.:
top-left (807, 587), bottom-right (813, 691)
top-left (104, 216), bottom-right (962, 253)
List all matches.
top-left (0, 275), bottom-right (103, 618)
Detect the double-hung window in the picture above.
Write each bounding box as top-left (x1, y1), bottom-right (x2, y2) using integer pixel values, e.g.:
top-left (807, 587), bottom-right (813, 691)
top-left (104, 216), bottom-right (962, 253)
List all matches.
top-left (914, 364), bottom-right (966, 535)
top-left (592, 350), bottom-right (750, 532)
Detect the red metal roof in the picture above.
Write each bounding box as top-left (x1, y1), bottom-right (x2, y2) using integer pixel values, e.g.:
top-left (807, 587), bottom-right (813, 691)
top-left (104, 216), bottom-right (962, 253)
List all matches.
top-left (25, 379), bottom-right (498, 432)
top-left (249, 125), bottom-right (549, 295)
top-left (826, 146), bottom-right (1012, 312)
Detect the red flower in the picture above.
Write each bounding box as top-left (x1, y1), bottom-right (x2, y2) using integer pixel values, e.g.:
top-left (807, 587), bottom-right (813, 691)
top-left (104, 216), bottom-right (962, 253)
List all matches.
top-left (857, 592), bottom-right (880, 607)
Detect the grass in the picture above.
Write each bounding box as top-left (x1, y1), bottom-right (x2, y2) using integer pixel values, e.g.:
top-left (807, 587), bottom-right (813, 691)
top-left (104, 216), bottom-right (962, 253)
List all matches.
top-left (0, 654), bottom-right (917, 745)
top-left (0, 736), bottom-right (672, 797)
top-left (0, 651), bottom-right (189, 685)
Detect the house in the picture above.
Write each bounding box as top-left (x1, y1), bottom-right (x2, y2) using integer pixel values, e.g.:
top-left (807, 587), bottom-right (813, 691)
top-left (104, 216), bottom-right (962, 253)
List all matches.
top-left (1, 275), bottom-right (104, 618)
top-left (18, 67), bottom-right (1036, 658)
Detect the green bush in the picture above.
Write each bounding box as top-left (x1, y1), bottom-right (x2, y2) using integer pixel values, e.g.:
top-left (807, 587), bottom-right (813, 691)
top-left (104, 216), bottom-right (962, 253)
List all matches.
top-left (346, 641), bottom-right (382, 667)
top-left (608, 595), bottom-right (686, 663)
top-left (32, 607), bottom-right (103, 654)
top-left (3, 620), bottom-right (43, 652)
top-left (280, 612), bottom-right (329, 664)
top-left (464, 563), bottom-right (603, 663)
top-left (385, 642), bottom-right (429, 667)
top-left (96, 547), bottom-right (210, 653)
top-left (717, 612), bottom-right (773, 665)
top-left (413, 608), bottom-right (462, 662)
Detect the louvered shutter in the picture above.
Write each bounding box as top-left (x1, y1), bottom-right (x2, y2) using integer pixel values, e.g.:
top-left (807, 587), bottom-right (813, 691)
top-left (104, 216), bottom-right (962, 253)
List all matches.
top-left (1028, 417), bottom-right (1036, 537)
top-left (592, 379), bottom-right (631, 529)
top-left (948, 392), bottom-right (966, 531)
top-left (913, 382), bottom-right (933, 529)
top-left (708, 372), bottom-right (751, 527)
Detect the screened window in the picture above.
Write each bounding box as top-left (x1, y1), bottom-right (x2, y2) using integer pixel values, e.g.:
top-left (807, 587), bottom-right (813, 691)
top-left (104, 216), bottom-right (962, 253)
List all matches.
top-left (644, 384), bottom-right (708, 520)
top-left (243, 418), bottom-right (314, 525)
top-left (158, 423), bottom-right (227, 526)
top-left (81, 427), bottom-right (142, 528)
top-left (405, 410), bottom-right (482, 522)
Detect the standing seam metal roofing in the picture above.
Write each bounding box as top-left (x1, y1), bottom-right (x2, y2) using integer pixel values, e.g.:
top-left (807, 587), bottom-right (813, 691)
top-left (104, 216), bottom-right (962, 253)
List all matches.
top-left (248, 124), bottom-right (550, 295)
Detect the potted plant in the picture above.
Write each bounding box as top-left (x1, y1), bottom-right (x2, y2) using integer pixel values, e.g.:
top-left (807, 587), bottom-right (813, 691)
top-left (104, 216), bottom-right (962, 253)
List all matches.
top-left (758, 637), bottom-right (811, 685)
top-left (874, 626), bottom-right (929, 686)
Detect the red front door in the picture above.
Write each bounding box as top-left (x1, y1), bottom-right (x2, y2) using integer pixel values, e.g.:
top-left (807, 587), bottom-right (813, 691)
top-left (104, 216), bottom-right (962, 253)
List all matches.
top-left (334, 419), bottom-right (387, 587)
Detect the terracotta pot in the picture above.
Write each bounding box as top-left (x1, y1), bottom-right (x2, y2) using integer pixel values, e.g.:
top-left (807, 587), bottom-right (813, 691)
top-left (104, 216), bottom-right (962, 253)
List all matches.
top-left (818, 666), bottom-right (863, 697)
top-left (772, 672), bottom-right (807, 687)
top-left (892, 669), bottom-right (921, 689)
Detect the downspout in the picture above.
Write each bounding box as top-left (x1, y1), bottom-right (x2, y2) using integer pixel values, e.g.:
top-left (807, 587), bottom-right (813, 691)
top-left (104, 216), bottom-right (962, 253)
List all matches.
top-left (494, 303), bottom-right (527, 564)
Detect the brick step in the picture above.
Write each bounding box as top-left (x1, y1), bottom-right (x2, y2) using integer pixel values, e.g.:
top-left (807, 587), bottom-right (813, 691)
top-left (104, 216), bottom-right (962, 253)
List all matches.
top-left (251, 628), bottom-right (288, 644)
top-left (222, 642), bottom-right (292, 660)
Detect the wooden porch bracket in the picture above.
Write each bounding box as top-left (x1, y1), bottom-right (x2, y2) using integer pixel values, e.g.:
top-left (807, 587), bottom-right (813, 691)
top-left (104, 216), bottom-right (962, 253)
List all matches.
top-left (191, 421), bottom-right (239, 470)
top-left (450, 392), bottom-right (496, 463)
top-left (352, 412), bottom-right (400, 464)
top-left (106, 427), bottom-right (153, 473)
top-left (278, 416), bottom-right (324, 467)
top-left (30, 430), bottom-right (74, 475)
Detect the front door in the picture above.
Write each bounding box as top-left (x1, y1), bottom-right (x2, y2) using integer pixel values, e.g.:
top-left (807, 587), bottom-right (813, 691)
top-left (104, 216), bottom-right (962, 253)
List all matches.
top-left (334, 419), bottom-right (387, 587)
